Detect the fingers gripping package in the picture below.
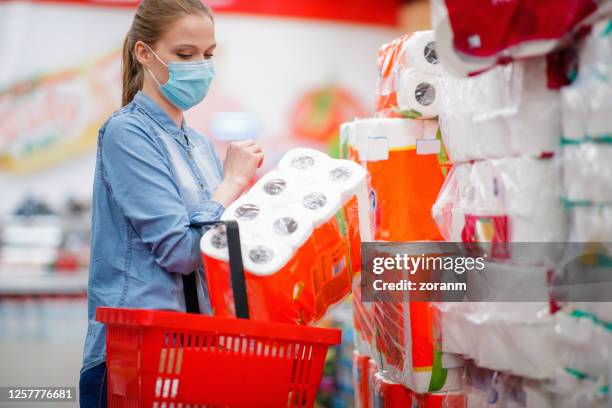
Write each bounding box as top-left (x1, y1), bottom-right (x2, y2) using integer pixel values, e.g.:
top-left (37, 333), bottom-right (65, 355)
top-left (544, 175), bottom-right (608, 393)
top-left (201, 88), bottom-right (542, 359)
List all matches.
top-left (340, 118), bottom-right (449, 241)
top-left (376, 30), bottom-right (443, 119)
top-left (201, 148), bottom-right (372, 324)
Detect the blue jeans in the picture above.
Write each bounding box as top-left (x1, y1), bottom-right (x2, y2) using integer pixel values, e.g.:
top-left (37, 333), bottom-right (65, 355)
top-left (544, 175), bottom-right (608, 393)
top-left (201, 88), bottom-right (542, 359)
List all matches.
top-left (79, 362), bottom-right (107, 408)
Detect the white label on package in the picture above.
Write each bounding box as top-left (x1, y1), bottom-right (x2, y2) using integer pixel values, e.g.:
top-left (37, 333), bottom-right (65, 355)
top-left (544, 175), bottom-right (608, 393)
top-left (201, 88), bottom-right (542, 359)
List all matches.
top-left (416, 138), bottom-right (440, 155)
top-left (367, 136), bottom-right (389, 161)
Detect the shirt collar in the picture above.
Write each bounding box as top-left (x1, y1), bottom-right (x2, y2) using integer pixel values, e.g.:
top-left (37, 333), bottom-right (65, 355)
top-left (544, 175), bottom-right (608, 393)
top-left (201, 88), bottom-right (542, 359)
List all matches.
top-left (133, 90), bottom-right (187, 139)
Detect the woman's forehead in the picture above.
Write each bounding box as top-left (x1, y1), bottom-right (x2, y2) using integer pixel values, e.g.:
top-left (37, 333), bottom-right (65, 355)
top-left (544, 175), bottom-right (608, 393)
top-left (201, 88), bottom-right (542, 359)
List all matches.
top-left (162, 14), bottom-right (215, 49)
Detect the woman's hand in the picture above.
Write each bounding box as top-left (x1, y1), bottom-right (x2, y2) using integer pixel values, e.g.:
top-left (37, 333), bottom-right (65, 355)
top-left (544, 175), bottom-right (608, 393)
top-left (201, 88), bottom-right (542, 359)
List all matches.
top-left (211, 139), bottom-right (263, 208)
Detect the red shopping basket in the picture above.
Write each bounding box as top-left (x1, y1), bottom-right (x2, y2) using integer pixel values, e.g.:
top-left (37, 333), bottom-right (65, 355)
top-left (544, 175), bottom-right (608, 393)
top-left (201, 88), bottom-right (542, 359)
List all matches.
top-left (97, 220), bottom-right (342, 408)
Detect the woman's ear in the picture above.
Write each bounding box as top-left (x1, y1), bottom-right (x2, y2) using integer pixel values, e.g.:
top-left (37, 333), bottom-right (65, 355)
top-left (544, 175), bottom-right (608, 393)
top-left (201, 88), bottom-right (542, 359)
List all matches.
top-left (134, 41), bottom-right (152, 67)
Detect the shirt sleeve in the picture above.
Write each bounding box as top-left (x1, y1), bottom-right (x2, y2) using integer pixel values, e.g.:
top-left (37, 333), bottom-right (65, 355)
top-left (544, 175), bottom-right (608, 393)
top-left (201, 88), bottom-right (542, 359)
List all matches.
top-left (101, 113), bottom-right (220, 274)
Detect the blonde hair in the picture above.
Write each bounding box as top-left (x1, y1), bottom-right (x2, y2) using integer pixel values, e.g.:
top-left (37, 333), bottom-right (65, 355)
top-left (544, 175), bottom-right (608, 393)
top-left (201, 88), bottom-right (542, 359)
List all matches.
top-left (121, 0), bottom-right (213, 106)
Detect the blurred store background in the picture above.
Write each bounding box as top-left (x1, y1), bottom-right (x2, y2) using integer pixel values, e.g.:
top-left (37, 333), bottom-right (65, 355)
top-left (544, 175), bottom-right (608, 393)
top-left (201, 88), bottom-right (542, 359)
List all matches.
top-left (0, 0), bottom-right (428, 405)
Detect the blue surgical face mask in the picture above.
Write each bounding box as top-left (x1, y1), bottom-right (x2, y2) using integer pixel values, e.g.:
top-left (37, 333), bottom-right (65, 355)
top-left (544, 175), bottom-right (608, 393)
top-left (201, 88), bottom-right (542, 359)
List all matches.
top-left (145, 44), bottom-right (214, 111)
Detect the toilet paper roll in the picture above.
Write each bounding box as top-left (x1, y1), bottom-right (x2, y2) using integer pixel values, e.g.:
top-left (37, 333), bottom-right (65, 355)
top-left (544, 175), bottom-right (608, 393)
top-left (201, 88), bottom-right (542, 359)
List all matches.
top-left (248, 169), bottom-right (301, 208)
top-left (278, 147), bottom-right (332, 181)
top-left (293, 184), bottom-right (343, 228)
top-left (432, 157), bottom-right (567, 263)
top-left (221, 195), bottom-right (267, 234)
top-left (396, 68), bottom-right (440, 119)
top-left (257, 205), bottom-right (314, 249)
top-left (466, 303), bottom-right (559, 379)
top-left (556, 311), bottom-right (612, 379)
top-left (562, 143), bottom-right (612, 204)
top-left (242, 240), bottom-right (294, 276)
top-left (402, 30), bottom-right (441, 75)
top-left (320, 159), bottom-right (373, 241)
top-left (466, 262), bottom-right (550, 302)
top-left (438, 58), bottom-right (561, 162)
top-left (569, 205), bottom-right (612, 242)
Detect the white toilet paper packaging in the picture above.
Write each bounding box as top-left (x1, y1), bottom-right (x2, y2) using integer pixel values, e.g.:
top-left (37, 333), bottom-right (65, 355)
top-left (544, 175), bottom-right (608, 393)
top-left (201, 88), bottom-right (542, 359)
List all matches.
top-left (561, 19), bottom-right (612, 142)
top-left (562, 142), bottom-right (612, 204)
top-left (376, 31), bottom-right (442, 119)
top-left (432, 156), bottom-right (567, 264)
top-left (438, 58), bottom-right (561, 163)
top-left (435, 302), bottom-right (559, 380)
top-left (340, 117), bottom-right (449, 241)
top-left (371, 299), bottom-right (464, 393)
top-left (555, 309), bottom-right (612, 379)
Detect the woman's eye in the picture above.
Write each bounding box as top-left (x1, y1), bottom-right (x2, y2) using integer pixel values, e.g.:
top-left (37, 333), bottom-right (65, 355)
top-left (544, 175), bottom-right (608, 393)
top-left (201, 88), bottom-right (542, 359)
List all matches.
top-left (177, 54), bottom-right (192, 59)
top-left (205, 54), bottom-right (214, 59)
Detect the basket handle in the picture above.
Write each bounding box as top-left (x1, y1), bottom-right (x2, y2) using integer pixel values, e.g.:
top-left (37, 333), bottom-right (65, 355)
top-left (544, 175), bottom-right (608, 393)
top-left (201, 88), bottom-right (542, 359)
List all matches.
top-left (183, 219), bottom-right (250, 319)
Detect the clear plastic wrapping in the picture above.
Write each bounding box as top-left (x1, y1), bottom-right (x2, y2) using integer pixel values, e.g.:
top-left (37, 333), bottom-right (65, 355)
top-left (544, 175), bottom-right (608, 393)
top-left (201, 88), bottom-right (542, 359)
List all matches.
top-left (562, 142), bottom-right (612, 204)
top-left (201, 148), bottom-right (371, 324)
top-left (438, 58), bottom-right (562, 163)
top-left (463, 362), bottom-right (554, 408)
top-left (432, 156), bottom-right (567, 264)
top-left (375, 31), bottom-right (442, 119)
top-left (561, 19), bottom-right (612, 141)
top-left (434, 302), bottom-right (559, 380)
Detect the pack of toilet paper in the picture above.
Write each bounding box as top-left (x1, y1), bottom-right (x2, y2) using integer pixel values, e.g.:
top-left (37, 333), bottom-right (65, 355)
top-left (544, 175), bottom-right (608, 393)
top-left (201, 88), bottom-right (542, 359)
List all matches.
top-left (432, 156), bottom-right (567, 264)
top-left (552, 367), bottom-right (610, 408)
top-left (371, 299), bottom-right (465, 394)
top-left (555, 308), bottom-right (612, 381)
top-left (436, 302), bottom-right (559, 380)
top-left (438, 58), bottom-right (562, 163)
top-left (562, 142), bottom-right (612, 204)
top-left (340, 117), bottom-right (449, 241)
top-left (352, 284), bottom-right (376, 358)
top-left (561, 19), bottom-right (612, 142)
top-left (201, 148), bottom-right (372, 324)
top-left (376, 31), bottom-right (442, 119)
top-left (463, 362), bottom-right (555, 408)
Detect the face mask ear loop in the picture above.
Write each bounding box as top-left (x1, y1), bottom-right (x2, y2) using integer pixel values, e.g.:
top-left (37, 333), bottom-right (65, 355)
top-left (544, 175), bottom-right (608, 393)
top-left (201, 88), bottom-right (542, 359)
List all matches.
top-left (142, 43), bottom-right (168, 87)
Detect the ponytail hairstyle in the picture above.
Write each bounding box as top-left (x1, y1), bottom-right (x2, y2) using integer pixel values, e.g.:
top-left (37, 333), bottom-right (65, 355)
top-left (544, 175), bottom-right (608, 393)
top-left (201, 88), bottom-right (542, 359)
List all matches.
top-left (121, 0), bottom-right (213, 106)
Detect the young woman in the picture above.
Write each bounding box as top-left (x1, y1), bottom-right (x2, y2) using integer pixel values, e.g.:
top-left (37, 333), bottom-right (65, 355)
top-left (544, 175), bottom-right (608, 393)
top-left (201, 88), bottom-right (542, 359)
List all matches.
top-left (79, 1), bottom-right (263, 406)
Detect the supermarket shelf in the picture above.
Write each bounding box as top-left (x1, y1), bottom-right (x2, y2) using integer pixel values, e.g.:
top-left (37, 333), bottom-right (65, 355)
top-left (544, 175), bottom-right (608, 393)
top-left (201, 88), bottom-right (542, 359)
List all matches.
top-left (0, 271), bottom-right (88, 295)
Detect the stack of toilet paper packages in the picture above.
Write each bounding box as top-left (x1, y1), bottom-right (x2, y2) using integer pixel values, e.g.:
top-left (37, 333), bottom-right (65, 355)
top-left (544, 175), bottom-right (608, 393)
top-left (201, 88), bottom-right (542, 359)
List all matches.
top-left (438, 58), bottom-right (562, 163)
top-left (549, 309), bottom-right (611, 408)
top-left (561, 19), bottom-right (612, 144)
top-left (200, 148), bottom-right (373, 324)
top-left (429, 0), bottom-right (611, 77)
top-left (375, 31), bottom-right (442, 119)
top-left (432, 155), bottom-right (567, 263)
top-left (371, 299), bottom-right (465, 394)
top-left (436, 302), bottom-right (560, 380)
top-left (463, 362), bottom-right (556, 408)
top-left (352, 284), bottom-right (376, 359)
top-left (340, 117), bottom-right (449, 241)
top-left (561, 19), bottom-right (612, 258)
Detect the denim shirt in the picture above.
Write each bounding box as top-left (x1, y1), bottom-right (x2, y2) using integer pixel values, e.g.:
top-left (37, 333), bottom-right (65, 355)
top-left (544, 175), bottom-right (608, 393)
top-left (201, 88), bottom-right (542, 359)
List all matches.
top-left (81, 91), bottom-right (224, 372)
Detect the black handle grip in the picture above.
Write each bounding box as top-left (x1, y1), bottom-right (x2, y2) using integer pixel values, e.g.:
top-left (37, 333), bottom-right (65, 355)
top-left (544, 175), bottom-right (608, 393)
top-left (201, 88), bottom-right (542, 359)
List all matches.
top-left (183, 219), bottom-right (250, 319)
